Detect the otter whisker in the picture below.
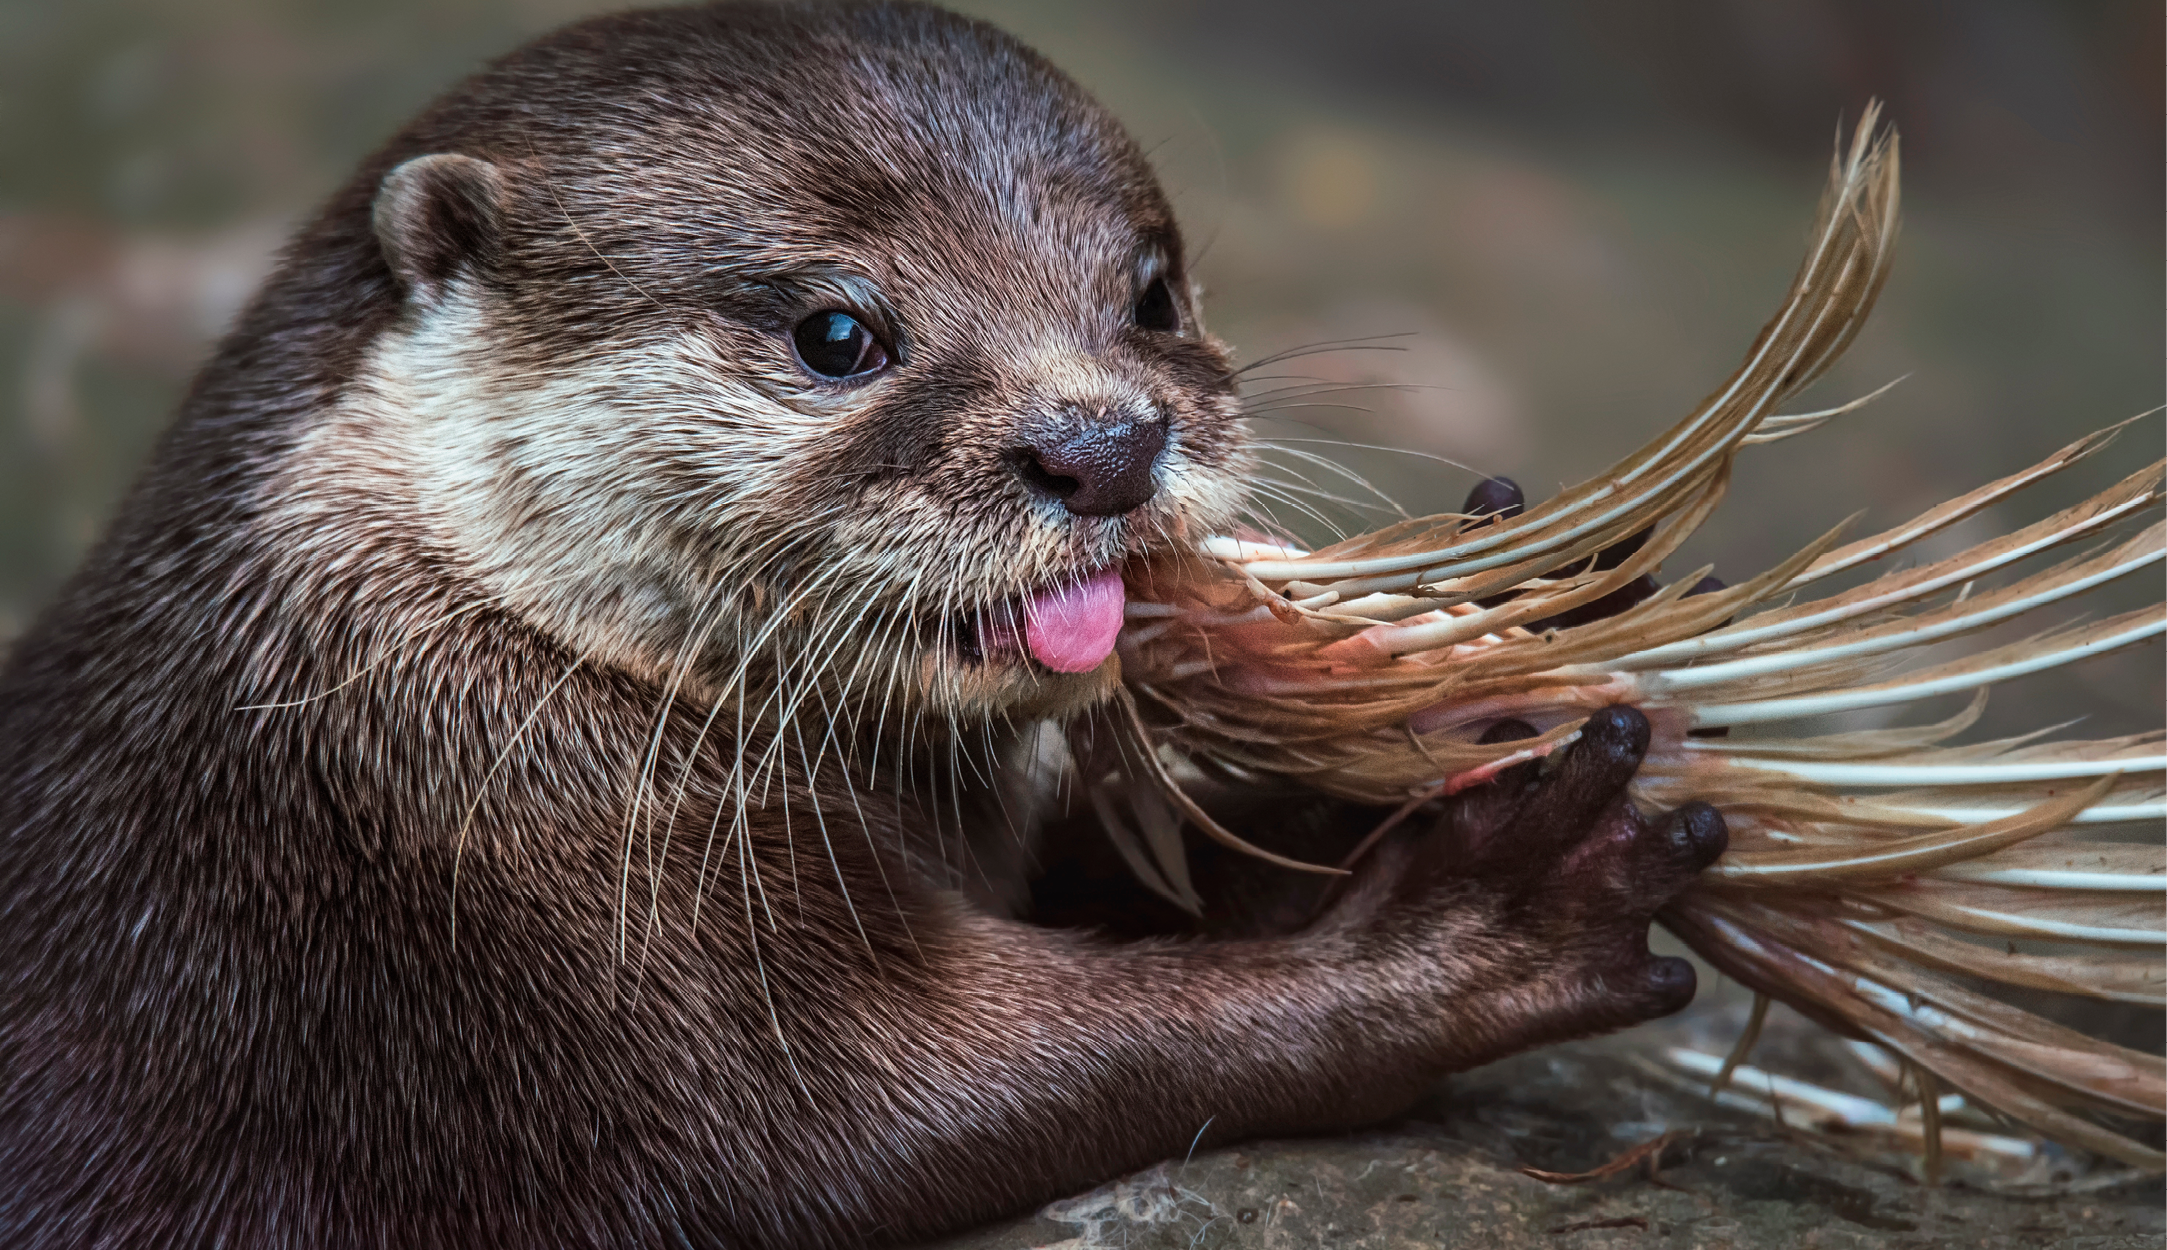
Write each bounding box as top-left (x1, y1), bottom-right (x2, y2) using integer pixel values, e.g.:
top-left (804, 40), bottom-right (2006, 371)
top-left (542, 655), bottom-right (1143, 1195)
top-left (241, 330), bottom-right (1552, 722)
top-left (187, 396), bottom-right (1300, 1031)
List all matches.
top-left (769, 637), bottom-right (805, 920)
top-left (449, 655), bottom-right (585, 951)
top-left (682, 564), bottom-right (841, 950)
top-left (811, 682), bottom-right (918, 958)
top-left (1250, 472), bottom-right (1397, 517)
top-left (702, 563), bottom-right (853, 810)
top-left (724, 622), bottom-right (779, 937)
top-left (1244, 401), bottom-right (1390, 425)
top-left (1259, 434), bottom-right (1486, 480)
top-left (1232, 495), bottom-right (1310, 548)
top-left (614, 587), bottom-right (733, 968)
top-left (792, 710), bottom-right (874, 963)
top-left (230, 587), bottom-right (533, 712)
top-left (529, 137), bottom-right (675, 317)
top-left (1239, 379), bottom-right (1435, 405)
top-left (1241, 480), bottom-right (1353, 540)
top-left (725, 569), bottom-right (860, 813)
top-left (946, 722), bottom-right (988, 897)
top-left (1234, 375), bottom-right (1383, 397)
top-left (726, 564), bottom-right (858, 802)
top-left (1255, 442), bottom-right (1412, 516)
top-left (639, 585), bottom-right (816, 985)
top-left (833, 602), bottom-right (903, 773)
top-left (829, 604), bottom-right (897, 773)
top-left (862, 569), bottom-right (934, 783)
top-left (682, 689), bottom-right (736, 947)
top-left (1225, 333), bottom-right (1414, 379)
top-left (799, 596), bottom-right (887, 782)
top-left (736, 811), bottom-right (809, 1101)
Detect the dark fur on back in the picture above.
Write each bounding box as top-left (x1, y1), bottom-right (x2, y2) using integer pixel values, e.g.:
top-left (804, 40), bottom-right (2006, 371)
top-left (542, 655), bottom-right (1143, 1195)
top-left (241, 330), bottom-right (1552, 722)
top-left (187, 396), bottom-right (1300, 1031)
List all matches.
top-left (0, 6), bottom-right (1723, 1247)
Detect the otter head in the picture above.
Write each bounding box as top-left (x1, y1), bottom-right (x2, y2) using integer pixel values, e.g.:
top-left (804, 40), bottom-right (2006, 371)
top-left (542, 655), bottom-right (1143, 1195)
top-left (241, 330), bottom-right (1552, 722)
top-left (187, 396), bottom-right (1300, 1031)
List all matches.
top-left (356, 3), bottom-right (1250, 728)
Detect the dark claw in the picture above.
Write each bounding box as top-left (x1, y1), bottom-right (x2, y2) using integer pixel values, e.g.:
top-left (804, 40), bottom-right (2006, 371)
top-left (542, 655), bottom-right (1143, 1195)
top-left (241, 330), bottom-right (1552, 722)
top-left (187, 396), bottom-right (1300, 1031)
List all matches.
top-left (1685, 575), bottom-right (1727, 597)
top-left (1463, 476), bottom-right (1525, 520)
top-left (1642, 956), bottom-right (1698, 1015)
top-left (1664, 801), bottom-right (1729, 870)
top-left (1574, 705), bottom-right (1652, 771)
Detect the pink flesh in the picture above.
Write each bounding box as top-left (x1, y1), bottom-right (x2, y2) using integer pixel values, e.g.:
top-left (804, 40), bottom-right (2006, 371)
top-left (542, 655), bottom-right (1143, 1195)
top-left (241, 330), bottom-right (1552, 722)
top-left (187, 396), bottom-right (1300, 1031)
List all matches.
top-left (1024, 568), bottom-right (1125, 673)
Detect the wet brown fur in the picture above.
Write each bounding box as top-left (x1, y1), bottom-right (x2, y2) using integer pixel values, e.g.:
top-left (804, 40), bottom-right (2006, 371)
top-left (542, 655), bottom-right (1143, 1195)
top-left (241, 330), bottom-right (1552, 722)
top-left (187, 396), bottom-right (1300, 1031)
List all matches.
top-left (0, 5), bottom-right (1722, 1246)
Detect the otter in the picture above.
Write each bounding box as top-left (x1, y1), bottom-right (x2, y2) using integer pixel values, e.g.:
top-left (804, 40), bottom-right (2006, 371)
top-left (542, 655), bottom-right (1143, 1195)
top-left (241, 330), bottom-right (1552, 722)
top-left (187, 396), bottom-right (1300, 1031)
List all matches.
top-left (0, 5), bottom-right (1726, 1247)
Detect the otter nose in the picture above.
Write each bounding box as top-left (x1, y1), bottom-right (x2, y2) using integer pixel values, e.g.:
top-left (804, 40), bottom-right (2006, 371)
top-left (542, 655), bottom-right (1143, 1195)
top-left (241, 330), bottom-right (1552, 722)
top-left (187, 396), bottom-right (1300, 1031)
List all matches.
top-left (1014, 419), bottom-right (1166, 517)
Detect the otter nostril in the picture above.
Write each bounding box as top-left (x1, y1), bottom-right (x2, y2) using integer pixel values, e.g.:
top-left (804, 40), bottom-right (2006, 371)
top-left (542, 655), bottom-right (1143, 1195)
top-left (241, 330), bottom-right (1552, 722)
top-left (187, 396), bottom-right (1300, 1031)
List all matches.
top-left (1014, 420), bottom-right (1166, 517)
top-left (1014, 452), bottom-right (1081, 501)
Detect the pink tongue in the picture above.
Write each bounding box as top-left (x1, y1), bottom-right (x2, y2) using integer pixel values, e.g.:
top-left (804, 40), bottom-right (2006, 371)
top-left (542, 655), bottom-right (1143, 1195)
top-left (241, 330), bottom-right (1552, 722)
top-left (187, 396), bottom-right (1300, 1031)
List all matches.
top-left (1025, 568), bottom-right (1126, 673)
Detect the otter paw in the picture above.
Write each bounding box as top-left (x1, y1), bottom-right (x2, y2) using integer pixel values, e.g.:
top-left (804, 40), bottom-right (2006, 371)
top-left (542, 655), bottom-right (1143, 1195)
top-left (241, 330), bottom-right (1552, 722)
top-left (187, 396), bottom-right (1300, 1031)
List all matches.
top-left (1437, 705), bottom-right (1727, 1044)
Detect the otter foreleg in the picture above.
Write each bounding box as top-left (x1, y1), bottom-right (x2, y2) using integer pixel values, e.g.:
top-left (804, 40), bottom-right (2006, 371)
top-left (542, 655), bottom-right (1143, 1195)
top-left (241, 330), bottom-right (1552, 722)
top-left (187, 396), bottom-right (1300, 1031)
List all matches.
top-left (761, 705), bottom-right (1721, 1246)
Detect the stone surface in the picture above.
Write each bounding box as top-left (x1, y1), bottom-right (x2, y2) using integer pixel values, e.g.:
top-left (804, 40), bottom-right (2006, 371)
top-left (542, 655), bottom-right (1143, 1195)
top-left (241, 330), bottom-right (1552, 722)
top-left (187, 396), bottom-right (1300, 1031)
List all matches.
top-left (924, 995), bottom-right (2164, 1250)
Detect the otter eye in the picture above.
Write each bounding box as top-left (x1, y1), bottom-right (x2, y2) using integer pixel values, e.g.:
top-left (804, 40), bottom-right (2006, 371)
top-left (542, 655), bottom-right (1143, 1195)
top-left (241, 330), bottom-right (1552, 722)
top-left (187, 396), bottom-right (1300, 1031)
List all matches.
top-left (792, 310), bottom-right (890, 379)
top-left (1133, 275), bottom-right (1180, 333)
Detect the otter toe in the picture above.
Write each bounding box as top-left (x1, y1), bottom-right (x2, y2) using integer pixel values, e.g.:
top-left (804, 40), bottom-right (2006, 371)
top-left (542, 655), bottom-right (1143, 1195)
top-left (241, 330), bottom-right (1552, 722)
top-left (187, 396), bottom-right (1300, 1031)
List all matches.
top-left (1639, 955), bottom-right (1699, 1017)
top-left (1663, 801), bottom-right (1729, 871)
top-left (1500, 705), bottom-right (1648, 858)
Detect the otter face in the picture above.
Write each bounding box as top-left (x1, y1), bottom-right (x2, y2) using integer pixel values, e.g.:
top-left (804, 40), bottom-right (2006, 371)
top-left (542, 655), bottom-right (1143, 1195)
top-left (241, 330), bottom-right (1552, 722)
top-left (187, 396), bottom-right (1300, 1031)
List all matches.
top-left (351, 6), bottom-right (1253, 727)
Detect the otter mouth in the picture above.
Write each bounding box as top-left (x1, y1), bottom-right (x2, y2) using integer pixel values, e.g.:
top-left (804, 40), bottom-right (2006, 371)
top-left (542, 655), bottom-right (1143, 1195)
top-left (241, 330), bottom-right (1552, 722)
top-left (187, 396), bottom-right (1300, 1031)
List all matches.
top-left (949, 567), bottom-right (1126, 674)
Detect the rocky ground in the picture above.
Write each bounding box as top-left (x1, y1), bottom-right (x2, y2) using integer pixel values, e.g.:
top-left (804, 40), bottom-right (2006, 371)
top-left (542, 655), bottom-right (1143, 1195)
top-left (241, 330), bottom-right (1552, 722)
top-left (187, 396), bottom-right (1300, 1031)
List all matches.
top-left (926, 991), bottom-right (2164, 1250)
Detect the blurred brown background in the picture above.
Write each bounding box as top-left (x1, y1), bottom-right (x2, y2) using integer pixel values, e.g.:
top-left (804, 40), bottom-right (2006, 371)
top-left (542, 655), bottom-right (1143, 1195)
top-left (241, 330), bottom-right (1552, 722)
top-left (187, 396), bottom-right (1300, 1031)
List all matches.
top-left (2, 0), bottom-right (2160, 735)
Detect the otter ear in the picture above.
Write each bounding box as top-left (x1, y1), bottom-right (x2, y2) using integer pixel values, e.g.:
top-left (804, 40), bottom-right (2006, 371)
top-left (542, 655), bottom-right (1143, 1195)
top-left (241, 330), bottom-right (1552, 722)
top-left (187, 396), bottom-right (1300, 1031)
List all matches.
top-left (372, 153), bottom-right (505, 303)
